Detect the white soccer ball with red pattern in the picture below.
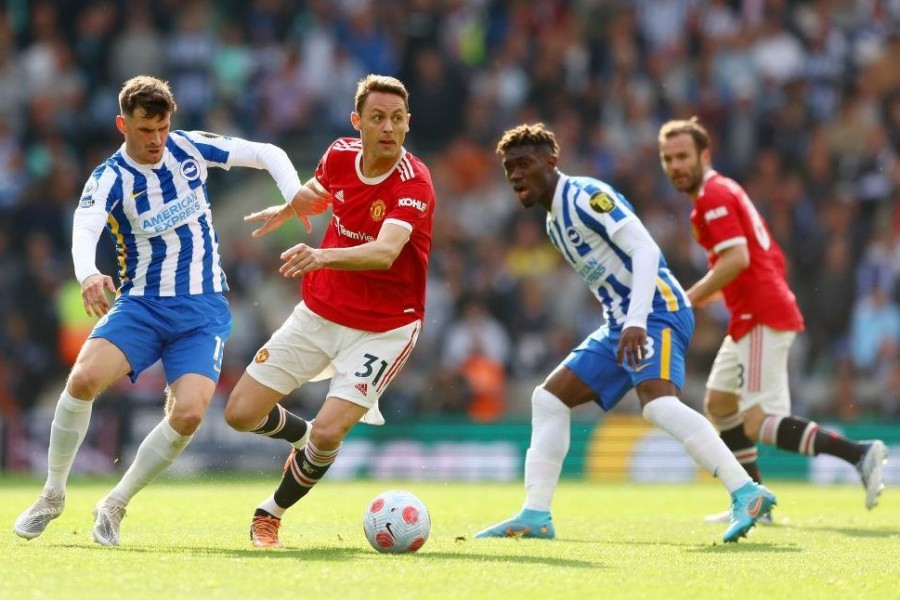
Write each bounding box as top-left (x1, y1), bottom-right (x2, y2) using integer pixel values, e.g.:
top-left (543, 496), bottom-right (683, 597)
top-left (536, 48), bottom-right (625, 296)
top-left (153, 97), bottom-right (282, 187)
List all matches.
top-left (363, 490), bottom-right (431, 554)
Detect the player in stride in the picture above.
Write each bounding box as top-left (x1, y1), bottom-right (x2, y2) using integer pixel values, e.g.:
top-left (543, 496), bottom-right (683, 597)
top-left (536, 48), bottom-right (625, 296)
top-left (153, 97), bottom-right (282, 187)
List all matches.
top-left (222, 74), bottom-right (435, 549)
top-left (13, 76), bottom-right (328, 546)
top-left (474, 123), bottom-right (775, 544)
top-left (658, 117), bottom-right (887, 523)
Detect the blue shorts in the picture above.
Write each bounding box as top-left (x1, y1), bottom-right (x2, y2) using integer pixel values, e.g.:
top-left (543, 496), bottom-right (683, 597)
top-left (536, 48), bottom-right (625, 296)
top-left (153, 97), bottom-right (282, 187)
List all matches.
top-left (563, 308), bottom-right (695, 411)
top-left (89, 294), bottom-right (232, 384)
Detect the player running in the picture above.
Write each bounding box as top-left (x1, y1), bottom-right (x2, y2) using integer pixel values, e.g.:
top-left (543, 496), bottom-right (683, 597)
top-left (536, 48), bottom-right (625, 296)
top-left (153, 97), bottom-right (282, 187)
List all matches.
top-left (475, 123), bottom-right (775, 544)
top-left (13, 76), bottom-right (328, 546)
top-left (221, 74), bottom-right (436, 549)
top-left (658, 117), bottom-right (887, 523)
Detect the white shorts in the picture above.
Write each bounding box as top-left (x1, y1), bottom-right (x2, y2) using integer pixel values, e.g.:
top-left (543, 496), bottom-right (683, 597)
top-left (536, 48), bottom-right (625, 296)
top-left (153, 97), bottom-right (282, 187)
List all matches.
top-left (706, 325), bottom-right (795, 415)
top-left (246, 302), bottom-right (421, 425)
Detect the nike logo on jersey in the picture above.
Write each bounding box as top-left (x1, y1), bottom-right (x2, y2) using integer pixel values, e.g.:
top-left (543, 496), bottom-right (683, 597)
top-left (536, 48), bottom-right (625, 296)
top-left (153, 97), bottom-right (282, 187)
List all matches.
top-left (131, 190), bottom-right (146, 199)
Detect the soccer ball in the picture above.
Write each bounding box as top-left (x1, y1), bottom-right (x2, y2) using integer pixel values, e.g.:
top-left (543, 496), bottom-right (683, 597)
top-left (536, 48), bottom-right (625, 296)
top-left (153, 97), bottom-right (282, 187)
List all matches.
top-left (363, 489), bottom-right (431, 554)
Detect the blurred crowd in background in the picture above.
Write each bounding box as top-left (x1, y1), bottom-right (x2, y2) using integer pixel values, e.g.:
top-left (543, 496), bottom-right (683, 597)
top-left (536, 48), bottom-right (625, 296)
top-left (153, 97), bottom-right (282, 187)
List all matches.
top-left (1, 0), bottom-right (899, 450)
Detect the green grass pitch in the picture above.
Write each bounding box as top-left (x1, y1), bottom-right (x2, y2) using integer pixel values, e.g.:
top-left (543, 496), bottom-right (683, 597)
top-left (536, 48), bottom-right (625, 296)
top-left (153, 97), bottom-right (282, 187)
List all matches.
top-left (1, 478), bottom-right (897, 599)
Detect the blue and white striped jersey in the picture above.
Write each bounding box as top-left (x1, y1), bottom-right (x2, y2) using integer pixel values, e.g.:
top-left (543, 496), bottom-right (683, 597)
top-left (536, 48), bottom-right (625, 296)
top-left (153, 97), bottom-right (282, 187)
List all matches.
top-left (545, 174), bottom-right (690, 328)
top-left (74, 130), bottom-right (301, 297)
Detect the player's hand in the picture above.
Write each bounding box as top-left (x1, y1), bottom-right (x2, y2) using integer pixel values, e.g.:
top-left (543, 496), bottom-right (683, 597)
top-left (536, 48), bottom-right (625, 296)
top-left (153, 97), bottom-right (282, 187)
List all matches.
top-left (279, 242), bottom-right (323, 278)
top-left (289, 186), bottom-right (331, 217)
top-left (617, 326), bottom-right (647, 369)
top-left (81, 273), bottom-right (116, 317)
top-left (286, 186), bottom-right (332, 233)
top-left (244, 204), bottom-right (294, 237)
top-left (690, 289), bottom-right (723, 308)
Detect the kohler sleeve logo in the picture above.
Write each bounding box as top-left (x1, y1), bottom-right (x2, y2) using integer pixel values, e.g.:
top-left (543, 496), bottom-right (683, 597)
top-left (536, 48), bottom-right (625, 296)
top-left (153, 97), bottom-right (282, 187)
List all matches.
top-left (397, 197), bottom-right (427, 211)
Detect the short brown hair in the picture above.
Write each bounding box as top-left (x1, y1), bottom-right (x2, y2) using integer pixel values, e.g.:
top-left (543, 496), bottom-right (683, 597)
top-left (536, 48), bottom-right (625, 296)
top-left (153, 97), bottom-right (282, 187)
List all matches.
top-left (658, 117), bottom-right (711, 153)
top-left (354, 74), bottom-right (409, 114)
top-left (495, 123), bottom-right (560, 157)
top-left (118, 76), bottom-right (177, 118)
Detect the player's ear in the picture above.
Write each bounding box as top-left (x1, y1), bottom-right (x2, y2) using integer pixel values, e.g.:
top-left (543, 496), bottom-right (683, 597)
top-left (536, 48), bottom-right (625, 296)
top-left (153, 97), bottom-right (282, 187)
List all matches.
top-left (350, 112), bottom-right (361, 131)
top-left (115, 115), bottom-right (126, 135)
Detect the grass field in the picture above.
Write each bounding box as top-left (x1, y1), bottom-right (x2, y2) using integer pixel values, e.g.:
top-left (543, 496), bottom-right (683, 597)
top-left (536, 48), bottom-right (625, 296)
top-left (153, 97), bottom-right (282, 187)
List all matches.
top-left (1, 477), bottom-right (897, 599)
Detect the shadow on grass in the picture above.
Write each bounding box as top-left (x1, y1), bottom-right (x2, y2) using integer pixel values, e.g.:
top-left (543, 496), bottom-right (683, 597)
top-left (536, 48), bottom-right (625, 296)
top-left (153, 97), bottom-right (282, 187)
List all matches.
top-left (560, 538), bottom-right (801, 553)
top-left (687, 543), bottom-right (802, 553)
top-left (777, 524), bottom-right (900, 538)
top-left (562, 538), bottom-right (698, 548)
top-left (47, 543), bottom-right (600, 568)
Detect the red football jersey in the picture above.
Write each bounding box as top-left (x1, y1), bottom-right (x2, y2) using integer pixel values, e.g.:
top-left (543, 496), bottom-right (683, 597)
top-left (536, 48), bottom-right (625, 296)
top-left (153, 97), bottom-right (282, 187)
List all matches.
top-left (301, 138), bottom-right (434, 332)
top-left (691, 171), bottom-right (804, 340)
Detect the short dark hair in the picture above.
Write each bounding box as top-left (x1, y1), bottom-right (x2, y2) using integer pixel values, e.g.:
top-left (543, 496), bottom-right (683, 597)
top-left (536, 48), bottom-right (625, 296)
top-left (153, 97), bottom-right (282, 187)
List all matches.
top-left (658, 117), bottom-right (711, 153)
top-left (495, 123), bottom-right (560, 158)
top-left (354, 74), bottom-right (409, 114)
top-left (118, 76), bottom-right (177, 118)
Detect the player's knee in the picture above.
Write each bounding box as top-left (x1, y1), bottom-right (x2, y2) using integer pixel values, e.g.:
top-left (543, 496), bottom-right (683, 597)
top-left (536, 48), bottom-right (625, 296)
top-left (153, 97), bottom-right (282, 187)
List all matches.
top-left (169, 408), bottom-right (205, 434)
top-left (309, 421), bottom-right (349, 450)
top-left (704, 392), bottom-right (738, 418)
top-left (532, 387), bottom-right (569, 414)
top-left (742, 411), bottom-right (764, 441)
top-left (222, 398), bottom-right (256, 432)
top-left (66, 366), bottom-right (104, 399)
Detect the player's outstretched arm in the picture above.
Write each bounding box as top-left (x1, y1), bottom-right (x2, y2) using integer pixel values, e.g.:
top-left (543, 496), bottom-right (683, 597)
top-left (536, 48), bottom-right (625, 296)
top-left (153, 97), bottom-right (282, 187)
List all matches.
top-left (244, 203), bottom-right (299, 237)
top-left (245, 181), bottom-right (331, 237)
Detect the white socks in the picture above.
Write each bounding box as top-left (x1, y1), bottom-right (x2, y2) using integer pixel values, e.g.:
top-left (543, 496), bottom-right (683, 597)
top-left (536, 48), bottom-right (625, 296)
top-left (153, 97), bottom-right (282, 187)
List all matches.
top-left (105, 419), bottom-right (192, 507)
top-left (258, 496), bottom-right (285, 518)
top-left (642, 396), bottom-right (751, 493)
top-left (45, 390), bottom-right (94, 493)
top-left (523, 387), bottom-right (570, 512)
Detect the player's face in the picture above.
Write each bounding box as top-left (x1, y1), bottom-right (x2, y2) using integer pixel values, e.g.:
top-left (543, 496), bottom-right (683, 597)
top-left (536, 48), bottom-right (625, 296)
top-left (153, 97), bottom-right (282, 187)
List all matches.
top-left (117, 110), bottom-right (170, 165)
top-left (355, 92), bottom-right (410, 164)
top-left (659, 133), bottom-right (705, 195)
top-left (501, 146), bottom-right (558, 209)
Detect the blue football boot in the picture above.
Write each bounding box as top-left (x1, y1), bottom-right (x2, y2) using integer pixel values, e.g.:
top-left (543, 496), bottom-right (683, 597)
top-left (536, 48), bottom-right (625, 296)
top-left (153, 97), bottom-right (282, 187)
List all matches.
top-left (474, 509), bottom-right (555, 539)
top-left (723, 481), bottom-right (777, 543)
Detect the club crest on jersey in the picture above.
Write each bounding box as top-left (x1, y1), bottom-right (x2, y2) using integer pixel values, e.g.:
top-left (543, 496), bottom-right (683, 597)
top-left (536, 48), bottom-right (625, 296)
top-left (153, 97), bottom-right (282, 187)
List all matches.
top-left (370, 199), bottom-right (386, 222)
top-left (180, 159), bottom-right (200, 181)
top-left (589, 191), bottom-right (614, 213)
top-left (254, 348), bottom-right (270, 364)
top-left (566, 227), bottom-right (584, 246)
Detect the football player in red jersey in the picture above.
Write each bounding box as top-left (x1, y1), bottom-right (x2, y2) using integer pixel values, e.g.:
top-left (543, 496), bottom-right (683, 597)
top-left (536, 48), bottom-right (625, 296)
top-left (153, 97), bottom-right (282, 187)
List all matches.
top-left (659, 118), bottom-right (887, 523)
top-left (222, 74), bottom-right (436, 548)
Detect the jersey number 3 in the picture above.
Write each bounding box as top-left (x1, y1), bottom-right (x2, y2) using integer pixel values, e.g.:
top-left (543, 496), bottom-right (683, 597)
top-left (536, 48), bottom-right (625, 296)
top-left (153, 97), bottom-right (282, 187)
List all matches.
top-left (738, 191), bottom-right (771, 251)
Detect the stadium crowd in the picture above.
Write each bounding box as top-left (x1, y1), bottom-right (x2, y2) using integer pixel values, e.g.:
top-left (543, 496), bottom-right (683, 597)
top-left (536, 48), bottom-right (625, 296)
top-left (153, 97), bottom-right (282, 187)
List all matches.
top-left (0, 0), bottom-right (898, 458)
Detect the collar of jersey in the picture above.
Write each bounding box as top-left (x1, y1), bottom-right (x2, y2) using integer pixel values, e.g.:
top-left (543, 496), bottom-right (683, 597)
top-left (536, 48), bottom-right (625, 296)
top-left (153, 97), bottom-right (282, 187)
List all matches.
top-left (354, 146), bottom-right (407, 185)
top-left (550, 171), bottom-right (568, 214)
top-left (119, 143), bottom-right (167, 171)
